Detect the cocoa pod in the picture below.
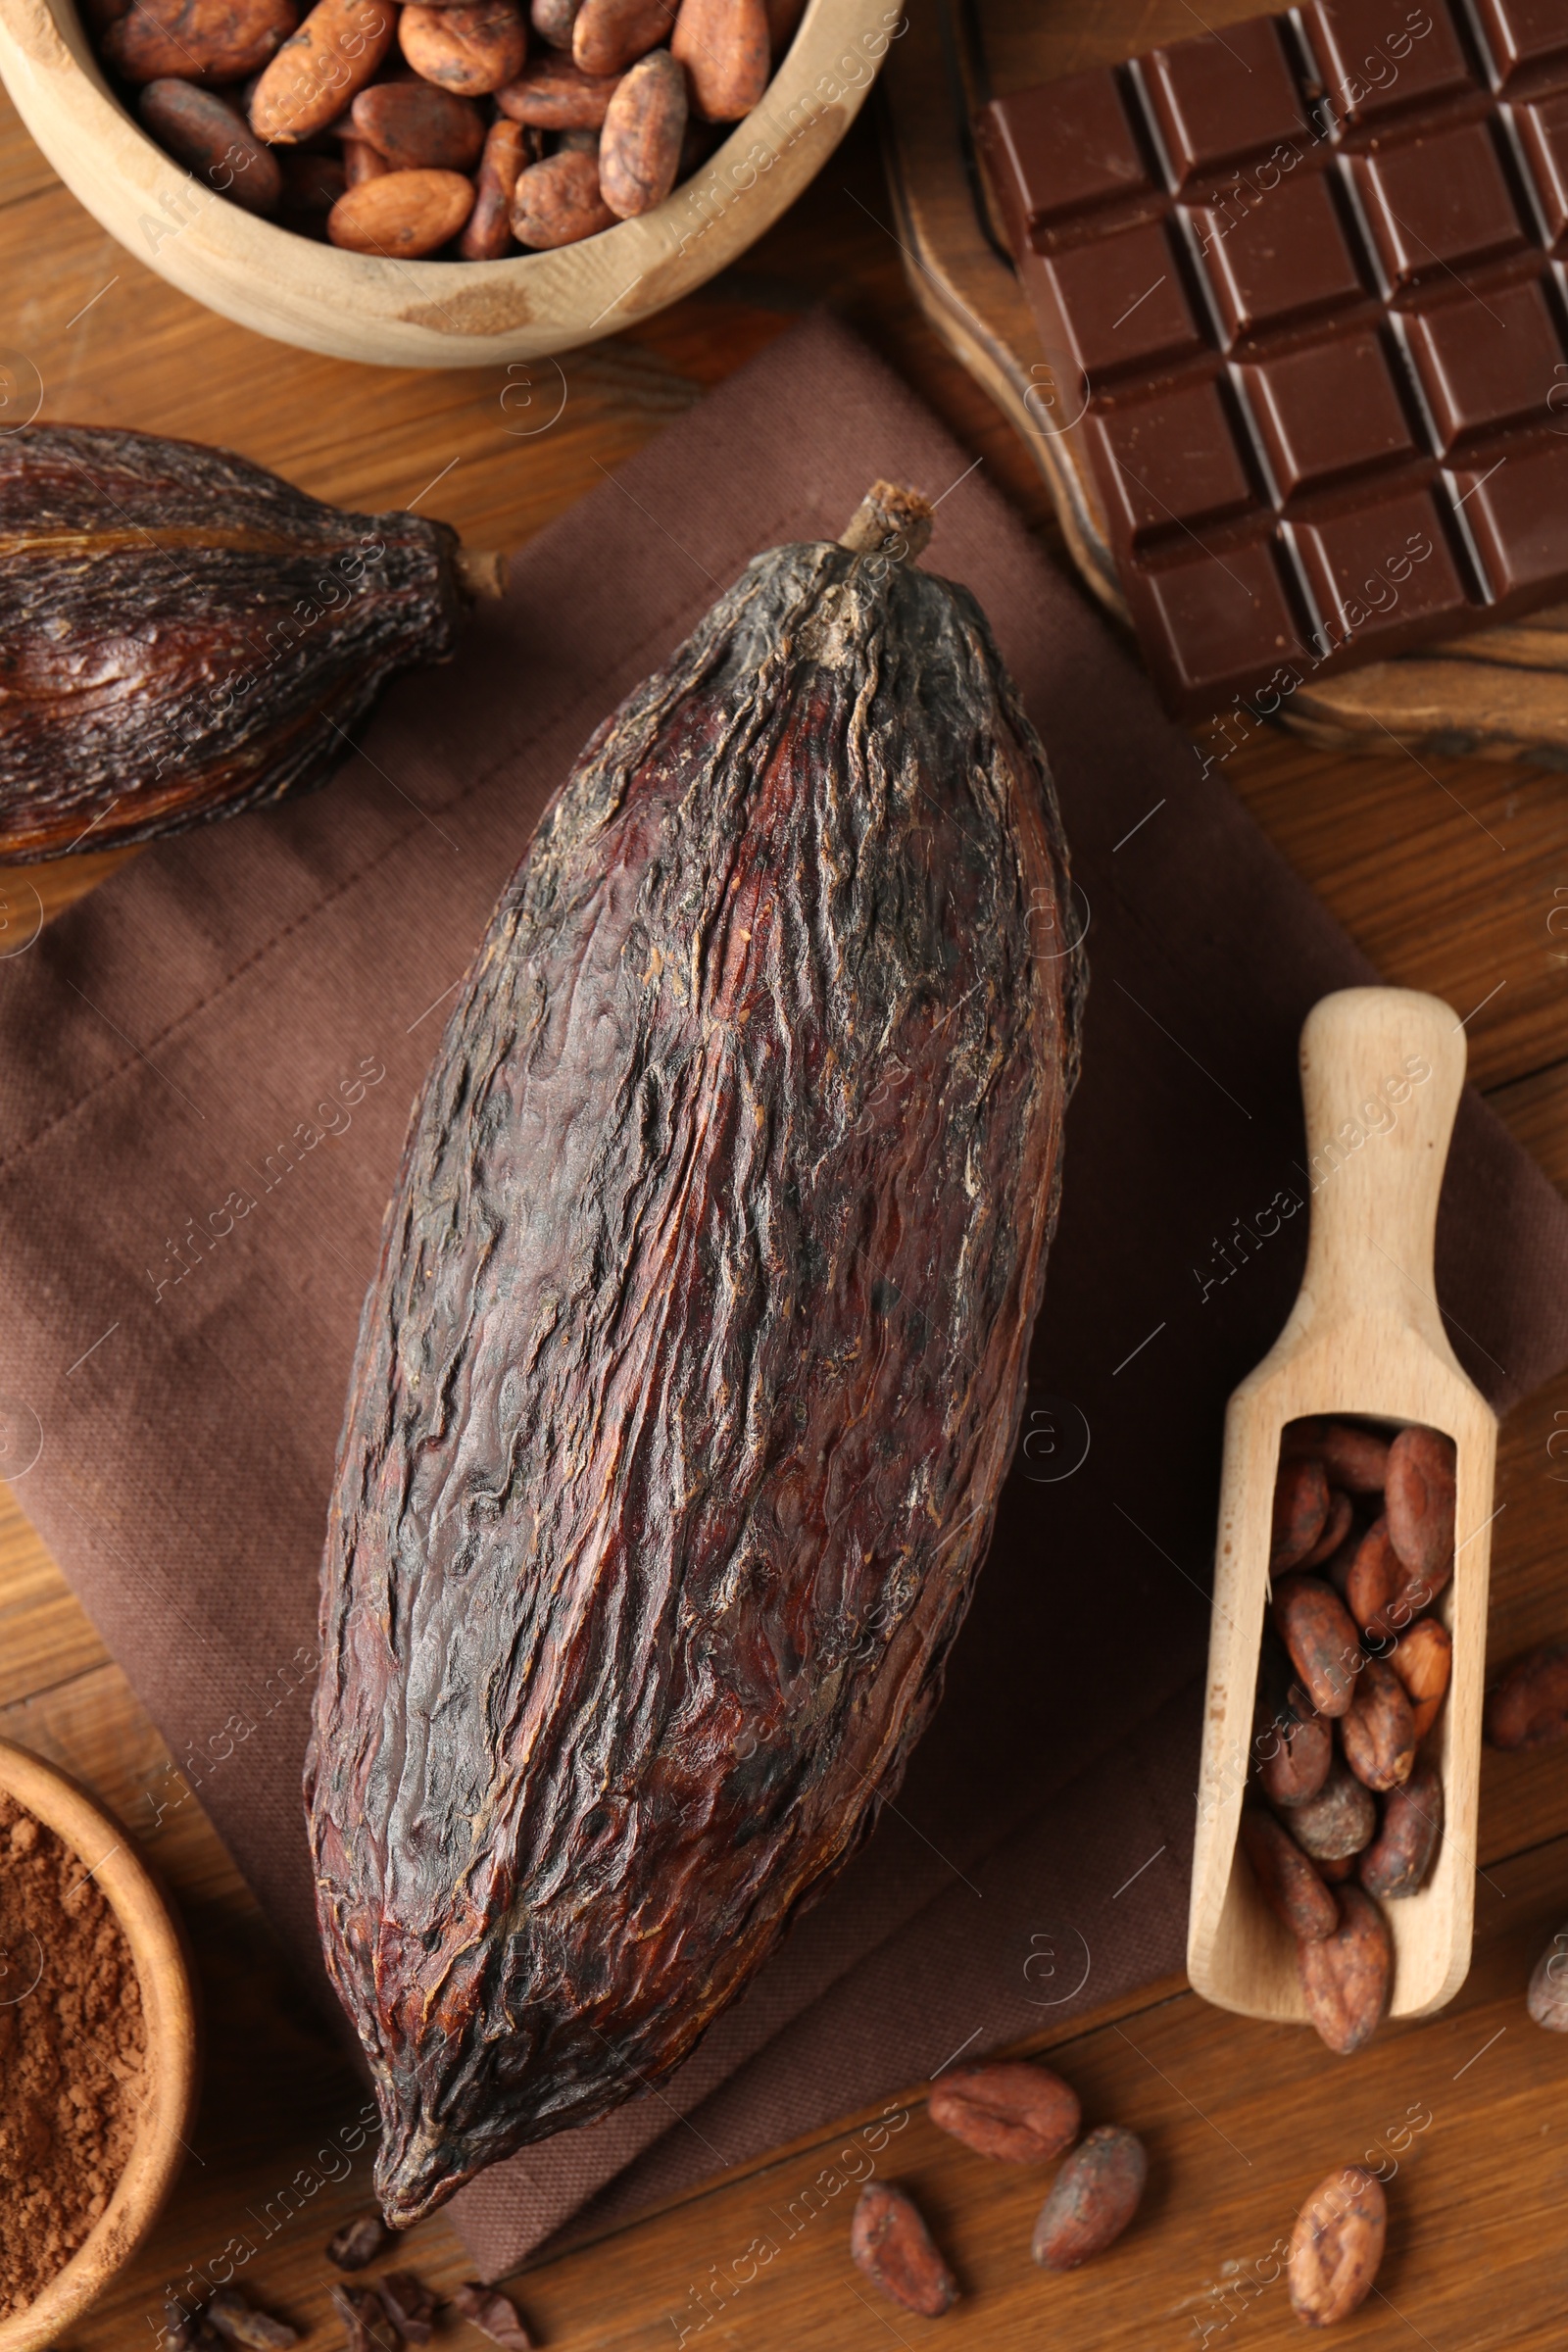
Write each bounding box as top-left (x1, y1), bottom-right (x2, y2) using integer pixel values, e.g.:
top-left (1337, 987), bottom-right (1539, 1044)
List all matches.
top-left (1256, 1687), bottom-right (1332, 1809)
top-left (495, 52), bottom-right (619, 122)
top-left (1272, 1575), bottom-right (1360, 1719)
top-left (1283, 1417), bottom-right (1390, 1494)
top-left (1359, 1760), bottom-right (1443, 1897)
top-left (532, 0), bottom-right (577, 40)
top-left (1346, 1517), bottom-right (1399, 1636)
top-left (1300, 1486), bottom-right (1353, 1569)
top-left (850, 2183), bottom-right (958, 2317)
top-left (400, 0), bottom-right (528, 94)
top-left (137, 80), bottom-right (283, 211)
top-left (670, 0), bottom-right (770, 118)
top-left (459, 115), bottom-right (528, 254)
top-left (306, 490), bottom-right (1083, 2223)
top-left (1388, 1616), bottom-right (1451, 1740)
top-left (571, 0), bottom-right (674, 74)
top-left (1528, 1923), bottom-right (1568, 2030)
top-left (598, 45), bottom-right (685, 215)
top-left (1485, 1640), bottom-right (1568, 1750)
top-left (1240, 1807), bottom-right (1337, 1941)
top-left (1384, 1423), bottom-right (1456, 1587)
top-left (249, 0), bottom-right (396, 142)
top-left (352, 80), bottom-right (486, 167)
top-left (327, 166), bottom-right (475, 250)
top-left (342, 133), bottom-right (389, 181)
top-left (1286, 1758), bottom-right (1376, 1861)
top-left (511, 145), bottom-right (613, 242)
top-left (1031, 2126), bottom-right (1148, 2269)
top-left (104, 0), bottom-right (296, 81)
top-left (1298, 1886), bottom-right (1391, 2053)
top-left (926, 2060), bottom-right (1080, 2163)
top-left (1341, 1658), bottom-right (1416, 1792)
top-left (1271, 1455), bottom-right (1330, 1574)
top-left (1289, 2164), bottom-right (1387, 2325)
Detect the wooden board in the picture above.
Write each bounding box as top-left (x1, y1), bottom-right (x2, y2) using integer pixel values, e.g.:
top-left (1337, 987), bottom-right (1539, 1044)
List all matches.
top-left (877, 0), bottom-right (1568, 766)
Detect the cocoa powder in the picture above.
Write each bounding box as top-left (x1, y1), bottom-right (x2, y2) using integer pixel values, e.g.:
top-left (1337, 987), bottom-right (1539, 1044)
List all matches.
top-left (0, 1792), bottom-right (147, 2316)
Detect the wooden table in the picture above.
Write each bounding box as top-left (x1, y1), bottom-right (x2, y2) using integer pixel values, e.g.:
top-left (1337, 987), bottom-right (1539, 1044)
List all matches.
top-left (3, 67), bottom-right (1568, 2352)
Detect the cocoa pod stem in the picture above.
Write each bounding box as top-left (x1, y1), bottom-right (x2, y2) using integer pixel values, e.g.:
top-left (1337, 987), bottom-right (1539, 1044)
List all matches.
top-left (840, 480), bottom-right (934, 562)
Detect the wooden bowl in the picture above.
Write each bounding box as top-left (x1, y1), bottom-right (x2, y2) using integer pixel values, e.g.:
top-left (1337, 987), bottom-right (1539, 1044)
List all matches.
top-left (0, 0), bottom-right (893, 367)
top-left (0, 1737), bottom-right (199, 2352)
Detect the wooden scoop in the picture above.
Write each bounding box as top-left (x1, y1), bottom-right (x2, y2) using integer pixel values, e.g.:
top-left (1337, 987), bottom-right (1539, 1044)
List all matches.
top-left (1188, 986), bottom-right (1497, 2024)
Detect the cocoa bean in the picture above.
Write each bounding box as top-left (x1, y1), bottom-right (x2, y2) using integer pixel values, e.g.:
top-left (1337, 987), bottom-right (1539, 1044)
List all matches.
top-left (1286, 1758), bottom-right (1376, 1861)
top-left (1528, 1923), bottom-right (1568, 2031)
top-left (206, 2293), bottom-right (297, 2350)
top-left (1282, 1417), bottom-right (1390, 1494)
top-left (330, 2288), bottom-right (382, 2352)
top-left (1271, 1454), bottom-right (1330, 1574)
top-left (1031, 2126), bottom-right (1147, 2270)
top-left (1300, 1486), bottom-right (1353, 1569)
top-left (1346, 1516), bottom-right (1399, 1637)
top-left (327, 2214), bottom-right (390, 2268)
top-left (137, 80), bottom-right (283, 211)
top-left (1317, 1850), bottom-right (1357, 1883)
top-left (1240, 1808), bottom-right (1337, 1941)
top-left (555, 123), bottom-right (598, 148)
top-left (571, 0), bottom-right (674, 74)
top-left (104, 0), bottom-right (297, 81)
top-left (511, 145), bottom-right (613, 242)
top-left (1315, 1512), bottom-right (1365, 1602)
top-left (352, 79), bottom-right (486, 167)
top-left (342, 133), bottom-right (389, 180)
top-left (327, 166), bottom-right (475, 251)
top-left (1388, 1616), bottom-right (1451, 1740)
top-left (450, 2285), bottom-right (533, 2348)
top-left (277, 145), bottom-right (347, 209)
top-left (598, 45), bottom-right (685, 214)
top-left (1384, 1423), bottom-right (1456, 1587)
top-left (670, 0), bottom-right (770, 118)
top-left (532, 0), bottom-right (577, 39)
top-left (850, 2183), bottom-right (957, 2317)
top-left (249, 0), bottom-right (396, 142)
top-left (765, 0), bottom-right (805, 55)
top-left (1272, 1575), bottom-right (1360, 1718)
top-left (1298, 1886), bottom-right (1391, 2054)
top-left (400, 0), bottom-right (528, 94)
top-left (1341, 1658), bottom-right (1416, 1792)
top-left (459, 115), bottom-right (528, 254)
top-left (1289, 2164), bottom-right (1387, 2326)
top-left (1359, 1761), bottom-right (1443, 1897)
top-left (1256, 1688), bottom-right (1332, 1809)
top-left (1485, 1640), bottom-right (1568, 1751)
top-left (375, 2274), bottom-right (437, 2343)
top-left (926, 2060), bottom-right (1079, 2163)
top-left (495, 52), bottom-right (618, 122)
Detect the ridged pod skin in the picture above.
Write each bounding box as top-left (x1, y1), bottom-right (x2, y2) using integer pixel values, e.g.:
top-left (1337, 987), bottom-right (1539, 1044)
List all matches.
top-left (306, 518), bottom-right (1086, 2225)
top-left (0, 425), bottom-right (472, 858)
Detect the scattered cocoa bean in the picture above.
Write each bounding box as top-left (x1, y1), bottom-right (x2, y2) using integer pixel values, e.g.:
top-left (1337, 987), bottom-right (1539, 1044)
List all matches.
top-left (1283, 1417), bottom-right (1391, 1494)
top-left (1384, 1423), bottom-right (1455, 1587)
top-left (1301, 1486), bottom-right (1353, 1569)
top-left (104, 0), bottom-right (297, 82)
top-left (850, 2182), bottom-right (958, 2317)
top-left (1031, 2125), bottom-right (1148, 2269)
top-left (206, 2290), bottom-right (298, 2350)
top-left (400, 0), bottom-right (528, 93)
top-left (495, 51), bottom-right (619, 121)
top-left (452, 2284), bottom-right (533, 2348)
top-left (926, 2059), bottom-right (1080, 2163)
top-left (343, 133), bottom-right (390, 181)
top-left (511, 145), bottom-right (613, 241)
top-left (327, 165), bottom-right (476, 250)
top-left (1341, 1658), bottom-right (1416, 1792)
top-left (1240, 1807), bottom-right (1337, 1941)
top-left (1359, 1761), bottom-right (1443, 1897)
top-left (1272, 1575), bottom-right (1360, 1719)
top-left (1485, 1640), bottom-right (1568, 1750)
top-left (1285, 1758), bottom-right (1377, 1861)
top-left (572, 0), bottom-right (674, 74)
top-left (330, 2286), bottom-right (384, 2352)
top-left (1256, 1687), bottom-right (1332, 1809)
top-left (1298, 1886), bottom-right (1391, 2054)
top-left (598, 44), bottom-right (685, 213)
top-left (670, 0), bottom-right (770, 117)
top-left (249, 0), bottom-right (396, 141)
top-left (1271, 1455), bottom-right (1330, 1573)
top-left (1527, 1923), bottom-right (1568, 2031)
top-left (1345, 1517), bottom-right (1399, 1636)
top-left (376, 2273), bottom-right (438, 2343)
top-left (352, 78), bottom-right (486, 166)
top-left (532, 0), bottom-right (578, 37)
top-left (1388, 1616), bottom-right (1451, 1741)
top-left (1289, 2163), bottom-right (1387, 2326)
top-left (459, 114), bottom-right (528, 253)
top-left (327, 2213), bottom-right (391, 2268)
top-left (137, 80), bottom-right (283, 211)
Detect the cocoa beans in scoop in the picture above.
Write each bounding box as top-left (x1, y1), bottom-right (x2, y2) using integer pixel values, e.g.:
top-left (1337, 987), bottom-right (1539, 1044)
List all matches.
top-left (1298, 1886), bottom-right (1392, 2054)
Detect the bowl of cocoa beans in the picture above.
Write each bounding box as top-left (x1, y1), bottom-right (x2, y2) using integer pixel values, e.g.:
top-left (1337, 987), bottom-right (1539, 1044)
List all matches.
top-left (0, 0), bottom-right (896, 365)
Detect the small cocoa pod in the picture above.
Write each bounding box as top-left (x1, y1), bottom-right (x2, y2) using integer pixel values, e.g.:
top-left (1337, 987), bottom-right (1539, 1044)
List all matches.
top-left (1341, 1658), bottom-right (1416, 1792)
top-left (352, 80), bottom-right (486, 168)
top-left (1384, 1423), bottom-right (1456, 1586)
top-left (400, 1), bottom-right (528, 94)
top-left (1359, 1761), bottom-right (1443, 1897)
top-left (495, 52), bottom-right (619, 122)
top-left (598, 45), bottom-right (685, 215)
top-left (512, 146), bottom-right (613, 243)
top-left (138, 80), bottom-right (283, 211)
top-left (1031, 2126), bottom-right (1147, 2270)
top-left (1346, 1517), bottom-right (1399, 1637)
top-left (1272, 1575), bottom-right (1360, 1719)
top-left (670, 0), bottom-right (770, 118)
top-left (532, 0), bottom-right (577, 36)
top-left (849, 2183), bottom-right (957, 2317)
top-left (1298, 1886), bottom-right (1391, 2054)
top-left (1240, 1808), bottom-right (1337, 1941)
top-left (1527, 1923), bottom-right (1568, 2030)
top-left (327, 166), bottom-right (475, 251)
top-left (1256, 1687), bottom-right (1332, 1809)
top-left (1271, 1455), bottom-right (1330, 1573)
top-left (278, 144), bottom-right (347, 209)
top-left (1388, 1616), bottom-right (1451, 1740)
top-left (342, 133), bottom-right (390, 181)
top-left (1289, 2164), bottom-right (1387, 2325)
top-left (571, 0), bottom-right (674, 74)
top-left (1485, 1640), bottom-right (1568, 1751)
top-left (1301, 1487), bottom-right (1353, 1570)
top-left (104, 0), bottom-right (297, 81)
top-left (459, 115), bottom-right (528, 254)
top-left (926, 2061), bottom-right (1079, 2163)
top-left (1283, 1417), bottom-right (1390, 1494)
top-left (1286, 1758), bottom-right (1376, 1861)
top-left (250, 0), bottom-right (396, 142)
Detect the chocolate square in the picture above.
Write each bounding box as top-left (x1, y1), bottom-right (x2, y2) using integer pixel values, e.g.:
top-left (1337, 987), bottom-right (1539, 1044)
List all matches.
top-left (1453, 434), bottom-right (1568, 593)
top-left (1189, 169), bottom-right (1364, 342)
top-left (1088, 376), bottom-right (1259, 539)
top-left (1473, 0), bottom-right (1568, 92)
top-left (1135, 534), bottom-right (1306, 704)
top-left (1293, 488), bottom-right (1473, 643)
top-left (1239, 329), bottom-right (1416, 493)
top-left (1029, 219), bottom-right (1205, 380)
top-left (1350, 120), bottom-right (1528, 284)
top-left (1403, 273), bottom-right (1564, 446)
top-left (980, 71), bottom-right (1153, 249)
top-left (1140, 17), bottom-right (1308, 186)
top-left (1301, 0), bottom-right (1476, 126)
top-left (1516, 90), bottom-right (1568, 242)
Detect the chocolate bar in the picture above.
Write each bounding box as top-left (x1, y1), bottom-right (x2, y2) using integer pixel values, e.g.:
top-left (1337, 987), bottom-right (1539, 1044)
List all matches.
top-left (977, 0), bottom-right (1568, 719)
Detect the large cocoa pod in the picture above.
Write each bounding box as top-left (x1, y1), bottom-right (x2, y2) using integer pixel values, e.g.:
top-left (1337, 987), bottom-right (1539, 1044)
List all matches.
top-left (307, 485), bottom-right (1085, 2225)
top-left (0, 425), bottom-right (502, 859)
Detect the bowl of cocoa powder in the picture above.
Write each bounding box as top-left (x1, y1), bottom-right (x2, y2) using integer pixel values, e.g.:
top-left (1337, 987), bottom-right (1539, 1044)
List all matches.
top-left (0, 1738), bottom-right (198, 2352)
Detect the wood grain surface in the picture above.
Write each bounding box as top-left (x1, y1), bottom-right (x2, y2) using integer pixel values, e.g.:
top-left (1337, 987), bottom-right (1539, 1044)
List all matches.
top-left (0, 54), bottom-right (1565, 2352)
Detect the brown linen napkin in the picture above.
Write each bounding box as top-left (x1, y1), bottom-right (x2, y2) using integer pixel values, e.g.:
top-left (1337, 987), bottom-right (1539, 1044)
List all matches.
top-left (1, 313), bottom-right (1565, 2281)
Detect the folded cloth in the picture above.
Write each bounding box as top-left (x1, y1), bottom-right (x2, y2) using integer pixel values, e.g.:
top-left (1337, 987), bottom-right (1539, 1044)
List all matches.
top-left (1, 313), bottom-right (1564, 2280)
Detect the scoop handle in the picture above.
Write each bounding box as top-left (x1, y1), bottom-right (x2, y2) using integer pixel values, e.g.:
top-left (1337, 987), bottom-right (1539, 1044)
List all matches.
top-left (1296, 986), bottom-right (1466, 1348)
